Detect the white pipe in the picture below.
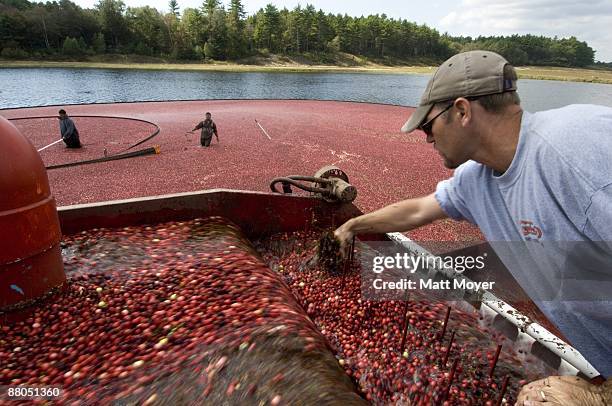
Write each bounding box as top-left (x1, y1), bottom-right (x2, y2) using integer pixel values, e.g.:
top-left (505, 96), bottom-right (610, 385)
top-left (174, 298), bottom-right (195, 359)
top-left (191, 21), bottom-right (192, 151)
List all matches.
top-left (480, 293), bottom-right (600, 378)
top-left (37, 138), bottom-right (63, 152)
top-left (386, 232), bottom-right (602, 378)
top-left (254, 119), bottom-right (272, 140)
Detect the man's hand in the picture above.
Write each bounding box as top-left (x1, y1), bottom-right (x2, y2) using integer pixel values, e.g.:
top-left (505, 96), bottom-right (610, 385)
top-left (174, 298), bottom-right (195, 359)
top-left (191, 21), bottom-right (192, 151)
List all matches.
top-left (516, 376), bottom-right (607, 405)
top-left (334, 220), bottom-right (354, 258)
top-left (333, 193), bottom-right (447, 257)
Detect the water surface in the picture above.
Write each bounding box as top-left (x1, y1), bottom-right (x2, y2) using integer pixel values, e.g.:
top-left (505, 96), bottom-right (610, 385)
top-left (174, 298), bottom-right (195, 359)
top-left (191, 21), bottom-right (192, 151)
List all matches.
top-left (2, 68), bottom-right (611, 111)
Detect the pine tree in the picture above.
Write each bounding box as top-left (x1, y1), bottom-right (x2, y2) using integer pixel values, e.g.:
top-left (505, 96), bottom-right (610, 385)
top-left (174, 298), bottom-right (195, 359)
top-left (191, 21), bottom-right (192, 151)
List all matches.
top-left (92, 32), bottom-right (106, 53)
top-left (203, 0), bottom-right (220, 17)
top-left (228, 0), bottom-right (245, 24)
top-left (96, 0), bottom-right (129, 50)
top-left (227, 0), bottom-right (246, 58)
top-left (168, 0), bottom-right (179, 17)
top-left (206, 7), bottom-right (227, 59)
top-left (62, 37), bottom-right (81, 55)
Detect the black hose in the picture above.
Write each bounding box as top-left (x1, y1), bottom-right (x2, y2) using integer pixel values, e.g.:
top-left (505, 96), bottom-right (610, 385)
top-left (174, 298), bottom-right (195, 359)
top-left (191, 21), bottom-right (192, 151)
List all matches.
top-left (282, 175), bottom-right (333, 184)
top-left (46, 146), bottom-right (160, 170)
top-left (270, 177), bottom-right (329, 194)
top-left (8, 114), bottom-right (161, 169)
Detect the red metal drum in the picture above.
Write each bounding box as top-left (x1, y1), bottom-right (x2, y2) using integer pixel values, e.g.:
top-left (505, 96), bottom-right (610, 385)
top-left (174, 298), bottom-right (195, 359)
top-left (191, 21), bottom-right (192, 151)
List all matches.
top-left (0, 116), bottom-right (65, 313)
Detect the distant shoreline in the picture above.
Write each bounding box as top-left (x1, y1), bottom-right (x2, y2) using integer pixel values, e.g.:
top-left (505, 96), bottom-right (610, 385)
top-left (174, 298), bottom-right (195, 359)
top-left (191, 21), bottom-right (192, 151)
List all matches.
top-left (2, 59), bottom-right (612, 84)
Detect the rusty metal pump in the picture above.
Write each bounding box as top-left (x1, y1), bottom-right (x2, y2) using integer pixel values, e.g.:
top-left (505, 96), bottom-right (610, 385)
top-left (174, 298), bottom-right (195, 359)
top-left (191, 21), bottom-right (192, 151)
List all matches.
top-left (0, 116), bottom-right (66, 316)
top-left (270, 166), bottom-right (357, 203)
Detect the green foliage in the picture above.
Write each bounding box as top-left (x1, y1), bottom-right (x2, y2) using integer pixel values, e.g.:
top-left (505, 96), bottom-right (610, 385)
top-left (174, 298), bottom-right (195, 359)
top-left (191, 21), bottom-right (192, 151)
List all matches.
top-left (205, 7), bottom-right (227, 59)
top-left (0, 0), bottom-right (600, 65)
top-left (0, 12), bottom-right (29, 49)
top-left (0, 0), bottom-right (32, 11)
top-left (96, 0), bottom-right (129, 50)
top-left (226, 0), bottom-right (246, 58)
top-left (92, 32), bottom-right (105, 53)
top-left (62, 36), bottom-right (83, 55)
top-left (194, 44), bottom-right (205, 59)
top-left (203, 40), bottom-right (213, 60)
top-left (203, 0), bottom-right (220, 17)
top-left (451, 34), bottom-right (596, 67)
top-left (254, 4), bottom-right (281, 52)
top-left (78, 36), bottom-right (87, 50)
top-left (170, 23), bottom-right (196, 59)
top-left (182, 7), bottom-right (206, 44)
top-left (168, 0), bottom-right (178, 17)
top-left (126, 6), bottom-right (169, 56)
top-left (228, 0), bottom-right (245, 23)
top-left (133, 41), bottom-right (148, 55)
top-left (327, 35), bottom-right (340, 53)
top-left (1, 46), bottom-right (29, 58)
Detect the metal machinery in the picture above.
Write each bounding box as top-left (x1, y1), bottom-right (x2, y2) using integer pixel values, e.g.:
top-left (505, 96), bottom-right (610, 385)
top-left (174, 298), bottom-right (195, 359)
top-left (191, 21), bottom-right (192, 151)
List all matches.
top-left (270, 165), bottom-right (357, 204)
top-left (0, 117), bottom-right (66, 313)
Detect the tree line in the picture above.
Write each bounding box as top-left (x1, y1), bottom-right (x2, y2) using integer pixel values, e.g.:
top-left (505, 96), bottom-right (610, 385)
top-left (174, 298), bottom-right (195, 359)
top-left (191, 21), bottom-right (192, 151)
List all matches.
top-left (0, 0), bottom-right (598, 67)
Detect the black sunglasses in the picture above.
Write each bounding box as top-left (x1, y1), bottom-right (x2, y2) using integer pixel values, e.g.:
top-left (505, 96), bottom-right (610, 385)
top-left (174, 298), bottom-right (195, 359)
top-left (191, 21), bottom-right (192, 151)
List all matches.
top-left (419, 103), bottom-right (454, 136)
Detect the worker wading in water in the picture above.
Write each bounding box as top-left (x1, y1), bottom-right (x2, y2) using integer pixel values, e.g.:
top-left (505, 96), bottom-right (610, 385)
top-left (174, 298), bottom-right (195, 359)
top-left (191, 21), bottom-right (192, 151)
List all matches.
top-left (58, 109), bottom-right (81, 148)
top-left (192, 112), bottom-right (219, 147)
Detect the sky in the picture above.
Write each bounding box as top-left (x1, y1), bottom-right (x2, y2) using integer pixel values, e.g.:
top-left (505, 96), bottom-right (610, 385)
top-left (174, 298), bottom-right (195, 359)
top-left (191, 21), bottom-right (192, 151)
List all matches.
top-left (71, 0), bottom-right (612, 62)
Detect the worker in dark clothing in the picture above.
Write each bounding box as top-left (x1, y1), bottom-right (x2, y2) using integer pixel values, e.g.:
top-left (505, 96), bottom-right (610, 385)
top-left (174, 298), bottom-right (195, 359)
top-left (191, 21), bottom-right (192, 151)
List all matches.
top-left (58, 109), bottom-right (81, 148)
top-left (192, 112), bottom-right (219, 147)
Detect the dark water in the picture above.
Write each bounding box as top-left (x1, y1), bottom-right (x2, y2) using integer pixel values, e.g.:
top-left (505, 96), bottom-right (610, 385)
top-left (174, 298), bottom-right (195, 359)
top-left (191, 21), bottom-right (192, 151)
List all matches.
top-left (1, 68), bottom-right (612, 111)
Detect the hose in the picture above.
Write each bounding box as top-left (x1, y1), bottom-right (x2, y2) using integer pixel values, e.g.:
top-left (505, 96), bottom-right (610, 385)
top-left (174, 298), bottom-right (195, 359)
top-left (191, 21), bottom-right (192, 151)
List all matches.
top-left (46, 146), bottom-right (160, 170)
top-left (269, 176), bottom-right (331, 195)
top-left (8, 115), bottom-right (161, 169)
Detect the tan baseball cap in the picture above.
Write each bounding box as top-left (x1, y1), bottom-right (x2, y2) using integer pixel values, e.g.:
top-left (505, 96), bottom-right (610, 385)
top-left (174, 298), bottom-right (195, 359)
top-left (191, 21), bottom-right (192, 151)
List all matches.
top-left (401, 50), bottom-right (517, 133)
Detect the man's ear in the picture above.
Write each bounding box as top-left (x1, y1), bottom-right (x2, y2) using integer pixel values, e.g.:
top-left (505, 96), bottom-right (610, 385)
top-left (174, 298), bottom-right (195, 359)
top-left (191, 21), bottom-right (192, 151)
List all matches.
top-left (454, 98), bottom-right (472, 126)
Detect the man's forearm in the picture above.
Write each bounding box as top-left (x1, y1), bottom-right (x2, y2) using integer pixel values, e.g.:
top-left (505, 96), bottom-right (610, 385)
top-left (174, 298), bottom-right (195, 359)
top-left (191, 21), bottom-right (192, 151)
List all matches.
top-left (343, 194), bottom-right (446, 235)
top-left (345, 203), bottom-right (424, 235)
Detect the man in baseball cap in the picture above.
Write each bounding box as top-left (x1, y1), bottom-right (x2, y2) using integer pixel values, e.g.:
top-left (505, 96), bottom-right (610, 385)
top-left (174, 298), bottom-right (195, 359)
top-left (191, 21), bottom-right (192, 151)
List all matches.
top-left (335, 50), bottom-right (612, 402)
top-left (401, 50), bottom-right (517, 134)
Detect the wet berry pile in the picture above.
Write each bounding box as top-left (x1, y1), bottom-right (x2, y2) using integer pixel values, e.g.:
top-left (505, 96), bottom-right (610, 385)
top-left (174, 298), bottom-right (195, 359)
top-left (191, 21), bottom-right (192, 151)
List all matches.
top-left (0, 218), bottom-right (551, 405)
top-left (0, 218), bottom-right (363, 405)
top-left (258, 231), bottom-right (553, 405)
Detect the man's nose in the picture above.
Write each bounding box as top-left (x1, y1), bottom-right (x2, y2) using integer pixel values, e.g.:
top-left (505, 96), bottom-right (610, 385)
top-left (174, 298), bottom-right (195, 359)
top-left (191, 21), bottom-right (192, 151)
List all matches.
top-left (426, 133), bottom-right (434, 143)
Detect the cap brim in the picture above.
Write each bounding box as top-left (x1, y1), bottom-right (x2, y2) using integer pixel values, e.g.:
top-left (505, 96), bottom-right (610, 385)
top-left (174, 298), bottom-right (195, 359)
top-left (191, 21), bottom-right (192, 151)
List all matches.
top-left (401, 104), bottom-right (434, 133)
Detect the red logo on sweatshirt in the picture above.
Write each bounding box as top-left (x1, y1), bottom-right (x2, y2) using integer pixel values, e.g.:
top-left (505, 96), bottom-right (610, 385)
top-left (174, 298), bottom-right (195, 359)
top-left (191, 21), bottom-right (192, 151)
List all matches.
top-left (520, 220), bottom-right (543, 240)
